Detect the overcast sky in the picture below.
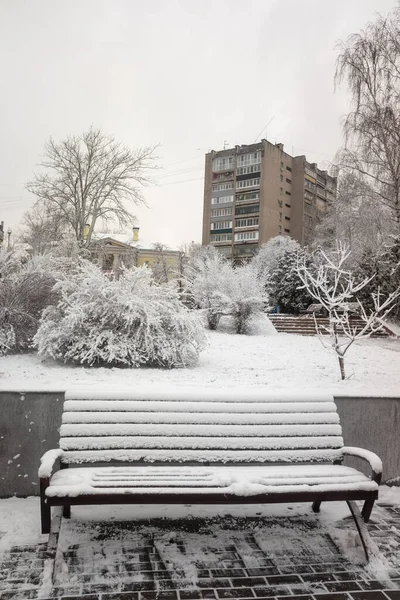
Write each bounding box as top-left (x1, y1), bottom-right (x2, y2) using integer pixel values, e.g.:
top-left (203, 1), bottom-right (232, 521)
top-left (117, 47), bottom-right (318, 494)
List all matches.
top-left (0, 0), bottom-right (395, 248)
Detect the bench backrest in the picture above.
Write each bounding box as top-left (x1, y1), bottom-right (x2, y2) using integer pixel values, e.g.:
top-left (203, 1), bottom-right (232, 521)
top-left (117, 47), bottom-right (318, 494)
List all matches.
top-left (60, 389), bottom-right (344, 465)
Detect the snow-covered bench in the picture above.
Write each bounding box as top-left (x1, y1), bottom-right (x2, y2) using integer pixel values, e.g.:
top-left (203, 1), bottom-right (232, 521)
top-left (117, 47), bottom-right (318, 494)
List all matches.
top-left (39, 388), bottom-right (382, 554)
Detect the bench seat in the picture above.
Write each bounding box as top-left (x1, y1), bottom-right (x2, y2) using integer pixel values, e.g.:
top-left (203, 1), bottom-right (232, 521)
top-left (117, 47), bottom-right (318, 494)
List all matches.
top-left (45, 464), bottom-right (378, 500)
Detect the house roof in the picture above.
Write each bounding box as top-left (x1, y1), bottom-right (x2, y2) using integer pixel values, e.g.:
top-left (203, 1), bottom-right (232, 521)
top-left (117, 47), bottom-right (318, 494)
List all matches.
top-left (93, 232), bottom-right (180, 252)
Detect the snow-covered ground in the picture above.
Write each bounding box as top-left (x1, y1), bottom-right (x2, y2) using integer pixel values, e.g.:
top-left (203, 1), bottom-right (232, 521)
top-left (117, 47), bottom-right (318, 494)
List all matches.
top-left (0, 317), bottom-right (399, 394)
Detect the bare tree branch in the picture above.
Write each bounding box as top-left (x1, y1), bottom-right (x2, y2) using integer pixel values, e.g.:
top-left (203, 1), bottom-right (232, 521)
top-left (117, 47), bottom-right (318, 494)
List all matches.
top-left (26, 127), bottom-right (158, 246)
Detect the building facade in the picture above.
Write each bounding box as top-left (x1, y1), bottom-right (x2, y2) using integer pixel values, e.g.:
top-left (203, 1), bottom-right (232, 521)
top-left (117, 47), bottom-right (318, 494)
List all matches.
top-left (90, 228), bottom-right (184, 283)
top-left (202, 140), bottom-right (337, 259)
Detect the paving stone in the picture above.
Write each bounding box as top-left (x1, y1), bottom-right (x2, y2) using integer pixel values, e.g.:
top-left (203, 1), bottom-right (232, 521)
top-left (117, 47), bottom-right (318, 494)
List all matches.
top-left (265, 574), bottom-right (302, 585)
top-left (198, 580), bottom-right (232, 589)
top-left (216, 589), bottom-right (254, 599)
top-left (348, 592), bottom-right (392, 600)
top-left (253, 586), bottom-right (290, 597)
top-left (357, 580), bottom-right (389, 590)
top-left (179, 590), bottom-right (216, 600)
top-left (61, 595), bottom-right (100, 600)
top-left (101, 594), bottom-right (138, 600)
top-left (324, 581), bottom-right (362, 593)
top-left (277, 596), bottom-right (314, 600)
top-left (312, 594), bottom-right (351, 600)
top-left (333, 573), bottom-right (364, 581)
top-left (230, 578), bottom-right (266, 588)
top-left (141, 592), bottom-right (178, 600)
top-left (301, 573), bottom-right (337, 583)
top-left (245, 569), bottom-right (280, 577)
top-left (385, 592), bottom-right (400, 600)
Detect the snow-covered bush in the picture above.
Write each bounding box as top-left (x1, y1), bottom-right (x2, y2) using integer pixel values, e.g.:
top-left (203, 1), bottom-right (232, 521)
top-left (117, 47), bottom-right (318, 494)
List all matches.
top-left (254, 236), bottom-right (312, 313)
top-left (223, 263), bottom-right (269, 334)
top-left (0, 249), bottom-right (57, 355)
top-left (35, 262), bottom-right (206, 367)
top-left (185, 247), bottom-right (269, 334)
top-left (184, 246), bottom-right (232, 330)
top-left (354, 236), bottom-right (400, 322)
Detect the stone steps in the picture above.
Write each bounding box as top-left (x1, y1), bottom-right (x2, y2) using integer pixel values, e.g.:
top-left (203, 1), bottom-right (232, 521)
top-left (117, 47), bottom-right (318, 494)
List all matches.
top-left (268, 315), bottom-right (391, 337)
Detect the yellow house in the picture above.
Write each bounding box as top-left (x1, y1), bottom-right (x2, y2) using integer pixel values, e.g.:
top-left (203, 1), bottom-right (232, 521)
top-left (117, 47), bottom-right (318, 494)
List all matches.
top-left (91, 227), bottom-right (184, 283)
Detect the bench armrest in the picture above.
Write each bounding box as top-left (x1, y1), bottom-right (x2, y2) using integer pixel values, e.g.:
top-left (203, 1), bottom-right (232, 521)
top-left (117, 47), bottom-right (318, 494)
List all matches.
top-left (38, 449), bottom-right (64, 479)
top-left (342, 446), bottom-right (382, 485)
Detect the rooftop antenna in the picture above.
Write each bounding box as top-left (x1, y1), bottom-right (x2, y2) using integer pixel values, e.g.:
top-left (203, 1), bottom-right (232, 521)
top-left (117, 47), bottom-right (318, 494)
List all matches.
top-left (254, 116), bottom-right (275, 143)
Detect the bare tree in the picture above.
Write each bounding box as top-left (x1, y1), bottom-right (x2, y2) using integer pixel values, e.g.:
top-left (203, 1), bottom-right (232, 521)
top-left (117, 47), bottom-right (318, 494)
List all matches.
top-left (314, 171), bottom-right (392, 264)
top-left (152, 243), bottom-right (171, 284)
top-left (26, 128), bottom-right (157, 247)
top-left (18, 202), bottom-right (71, 254)
top-left (297, 243), bottom-right (400, 379)
top-left (336, 7), bottom-right (400, 228)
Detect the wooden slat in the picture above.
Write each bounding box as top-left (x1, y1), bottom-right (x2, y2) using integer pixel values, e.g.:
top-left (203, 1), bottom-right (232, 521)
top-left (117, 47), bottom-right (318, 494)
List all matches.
top-left (63, 400), bottom-right (337, 414)
top-left (62, 411), bottom-right (340, 425)
top-left (60, 435), bottom-right (343, 451)
top-left (62, 447), bottom-right (344, 463)
top-left (65, 390), bottom-right (334, 403)
top-left (60, 423), bottom-right (342, 438)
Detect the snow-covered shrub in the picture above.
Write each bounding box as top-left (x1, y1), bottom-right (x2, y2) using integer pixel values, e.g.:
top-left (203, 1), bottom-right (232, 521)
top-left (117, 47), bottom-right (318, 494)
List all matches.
top-left (354, 236), bottom-right (400, 322)
top-left (254, 236), bottom-right (312, 313)
top-left (35, 262), bottom-right (206, 367)
top-left (0, 249), bottom-right (57, 355)
top-left (184, 246), bottom-right (232, 330)
top-left (224, 263), bottom-right (269, 334)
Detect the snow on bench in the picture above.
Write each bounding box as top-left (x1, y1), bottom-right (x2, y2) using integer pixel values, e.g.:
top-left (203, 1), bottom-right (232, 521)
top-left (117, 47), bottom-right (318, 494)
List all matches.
top-left (39, 387), bottom-right (382, 547)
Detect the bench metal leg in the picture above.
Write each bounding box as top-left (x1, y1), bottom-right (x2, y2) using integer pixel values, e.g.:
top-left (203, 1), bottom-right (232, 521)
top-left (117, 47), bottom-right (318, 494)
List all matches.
top-left (63, 505), bottom-right (71, 519)
top-left (346, 501), bottom-right (372, 562)
top-left (361, 499), bottom-right (375, 523)
top-left (40, 478), bottom-right (51, 534)
top-left (312, 501), bottom-right (322, 513)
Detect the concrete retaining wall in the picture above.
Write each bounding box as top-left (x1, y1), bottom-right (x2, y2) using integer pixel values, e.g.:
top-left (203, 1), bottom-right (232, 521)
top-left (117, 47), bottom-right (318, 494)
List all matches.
top-left (0, 391), bottom-right (399, 497)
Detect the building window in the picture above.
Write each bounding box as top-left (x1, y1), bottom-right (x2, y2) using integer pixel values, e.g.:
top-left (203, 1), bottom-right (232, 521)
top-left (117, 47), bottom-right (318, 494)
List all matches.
top-left (236, 151), bottom-right (261, 167)
top-left (285, 203), bottom-right (291, 208)
top-left (278, 199), bottom-right (283, 207)
top-left (285, 216), bottom-right (290, 221)
top-left (213, 156), bottom-right (235, 172)
top-left (280, 174), bottom-right (283, 182)
top-left (286, 178), bottom-right (292, 184)
top-left (210, 233), bottom-right (232, 242)
top-left (236, 178), bottom-right (260, 190)
top-left (236, 191), bottom-right (260, 203)
top-left (234, 217), bottom-right (259, 228)
top-left (286, 166), bottom-right (292, 172)
top-left (237, 164), bottom-right (261, 175)
top-left (286, 191), bottom-right (291, 196)
top-left (212, 182), bottom-right (234, 192)
top-left (284, 228), bottom-right (290, 233)
top-left (235, 204), bottom-right (260, 215)
top-left (279, 213), bottom-right (282, 221)
top-left (211, 195), bottom-right (233, 205)
top-left (217, 246), bottom-right (232, 256)
top-left (210, 220), bottom-right (232, 230)
top-left (280, 187), bottom-right (283, 195)
top-left (278, 225), bottom-right (282, 233)
top-left (234, 231), bottom-right (259, 241)
top-left (211, 207), bottom-right (233, 217)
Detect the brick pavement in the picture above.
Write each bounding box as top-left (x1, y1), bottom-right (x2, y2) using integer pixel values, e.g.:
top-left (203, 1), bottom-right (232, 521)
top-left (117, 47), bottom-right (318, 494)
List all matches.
top-left (0, 502), bottom-right (399, 600)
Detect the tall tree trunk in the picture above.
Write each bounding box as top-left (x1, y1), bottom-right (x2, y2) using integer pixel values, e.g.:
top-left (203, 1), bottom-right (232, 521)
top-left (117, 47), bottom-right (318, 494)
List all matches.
top-left (338, 356), bottom-right (346, 380)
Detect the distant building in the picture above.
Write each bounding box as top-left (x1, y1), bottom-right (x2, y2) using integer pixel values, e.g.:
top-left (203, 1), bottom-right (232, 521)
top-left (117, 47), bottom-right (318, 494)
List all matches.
top-left (0, 222), bottom-right (4, 247)
top-left (90, 227), bottom-right (184, 282)
top-left (202, 139), bottom-right (337, 260)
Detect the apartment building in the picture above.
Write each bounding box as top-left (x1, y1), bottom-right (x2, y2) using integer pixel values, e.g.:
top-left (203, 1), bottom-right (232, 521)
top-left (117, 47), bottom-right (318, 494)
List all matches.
top-left (202, 139), bottom-right (337, 259)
